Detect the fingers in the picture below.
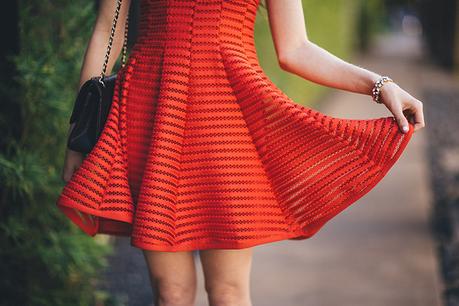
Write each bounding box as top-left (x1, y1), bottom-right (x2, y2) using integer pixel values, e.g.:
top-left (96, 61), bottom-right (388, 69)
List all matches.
top-left (402, 98), bottom-right (425, 132)
top-left (412, 99), bottom-right (425, 131)
top-left (379, 82), bottom-right (426, 134)
top-left (392, 106), bottom-right (410, 134)
top-left (61, 171), bottom-right (69, 183)
top-left (62, 163), bottom-right (80, 183)
top-left (61, 151), bottom-right (84, 183)
top-left (386, 92), bottom-right (425, 134)
top-left (61, 167), bottom-right (74, 183)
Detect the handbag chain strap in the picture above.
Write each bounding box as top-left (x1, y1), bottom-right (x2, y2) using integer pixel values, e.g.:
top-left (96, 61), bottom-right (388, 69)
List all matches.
top-left (99, 0), bottom-right (130, 84)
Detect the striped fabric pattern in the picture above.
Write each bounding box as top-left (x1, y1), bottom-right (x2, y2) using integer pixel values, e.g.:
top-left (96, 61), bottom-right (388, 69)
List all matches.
top-left (56, 0), bottom-right (414, 251)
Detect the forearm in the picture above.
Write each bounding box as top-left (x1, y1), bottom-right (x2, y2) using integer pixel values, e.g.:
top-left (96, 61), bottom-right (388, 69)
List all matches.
top-left (78, 26), bottom-right (125, 90)
top-left (279, 40), bottom-right (381, 96)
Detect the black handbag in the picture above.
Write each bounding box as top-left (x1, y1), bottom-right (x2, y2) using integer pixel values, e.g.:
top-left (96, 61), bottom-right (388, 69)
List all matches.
top-left (67, 0), bottom-right (129, 154)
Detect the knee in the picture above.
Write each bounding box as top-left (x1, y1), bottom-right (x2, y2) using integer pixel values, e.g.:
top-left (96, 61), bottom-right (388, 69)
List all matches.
top-left (205, 280), bottom-right (251, 306)
top-left (155, 280), bottom-right (196, 306)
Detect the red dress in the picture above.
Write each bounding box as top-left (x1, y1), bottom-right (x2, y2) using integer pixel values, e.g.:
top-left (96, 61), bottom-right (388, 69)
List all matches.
top-left (56, 0), bottom-right (414, 251)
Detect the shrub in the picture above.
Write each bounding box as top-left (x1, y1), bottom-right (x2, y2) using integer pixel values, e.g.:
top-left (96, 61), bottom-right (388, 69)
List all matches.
top-left (0, 1), bottom-right (113, 305)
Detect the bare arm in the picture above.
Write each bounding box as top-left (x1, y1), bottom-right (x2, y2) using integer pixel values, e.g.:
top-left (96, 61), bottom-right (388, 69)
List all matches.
top-left (78, 0), bottom-right (131, 89)
top-left (62, 0), bottom-right (131, 183)
top-left (266, 0), bottom-right (379, 95)
top-left (265, 0), bottom-right (425, 133)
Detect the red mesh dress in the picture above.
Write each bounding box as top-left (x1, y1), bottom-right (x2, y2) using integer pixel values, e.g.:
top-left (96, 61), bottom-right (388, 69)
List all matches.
top-left (56, 0), bottom-right (414, 251)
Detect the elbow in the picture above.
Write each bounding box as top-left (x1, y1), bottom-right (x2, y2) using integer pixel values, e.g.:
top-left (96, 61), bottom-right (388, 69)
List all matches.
top-left (277, 40), bottom-right (310, 71)
top-left (277, 49), bottom-right (294, 70)
top-left (277, 53), bottom-right (291, 71)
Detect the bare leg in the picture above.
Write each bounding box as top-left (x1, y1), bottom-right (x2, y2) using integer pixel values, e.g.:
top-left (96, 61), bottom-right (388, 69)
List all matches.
top-left (199, 248), bottom-right (253, 306)
top-left (142, 249), bottom-right (197, 306)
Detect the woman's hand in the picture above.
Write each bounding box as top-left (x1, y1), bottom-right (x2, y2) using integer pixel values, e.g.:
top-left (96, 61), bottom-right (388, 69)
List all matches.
top-left (61, 123), bottom-right (85, 183)
top-left (379, 82), bottom-right (425, 134)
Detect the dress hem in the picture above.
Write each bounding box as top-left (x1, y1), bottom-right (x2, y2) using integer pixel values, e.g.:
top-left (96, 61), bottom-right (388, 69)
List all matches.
top-left (128, 124), bottom-right (414, 252)
top-left (56, 124), bottom-right (413, 252)
top-left (56, 194), bottom-right (133, 236)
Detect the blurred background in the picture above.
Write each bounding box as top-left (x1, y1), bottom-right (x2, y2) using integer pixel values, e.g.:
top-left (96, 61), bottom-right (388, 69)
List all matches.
top-left (0, 0), bottom-right (458, 305)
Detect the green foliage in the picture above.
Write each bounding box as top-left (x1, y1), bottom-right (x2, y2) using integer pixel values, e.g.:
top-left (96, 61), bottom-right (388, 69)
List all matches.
top-left (357, 0), bottom-right (386, 51)
top-left (254, 0), bottom-right (381, 106)
top-left (0, 1), bottom-right (113, 305)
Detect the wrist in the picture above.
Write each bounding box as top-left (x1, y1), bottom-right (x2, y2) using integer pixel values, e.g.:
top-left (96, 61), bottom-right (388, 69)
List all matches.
top-left (366, 73), bottom-right (382, 95)
top-left (371, 76), bottom-right (394, 104)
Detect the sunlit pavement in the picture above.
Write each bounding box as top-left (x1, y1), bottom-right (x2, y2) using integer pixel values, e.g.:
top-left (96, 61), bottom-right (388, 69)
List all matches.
top-left (193, 31), bottom-right (444, 306)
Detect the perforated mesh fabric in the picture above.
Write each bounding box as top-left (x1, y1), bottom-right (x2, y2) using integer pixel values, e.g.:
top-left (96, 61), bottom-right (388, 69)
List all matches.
top-left (56, 0), bottom-right (414, 251)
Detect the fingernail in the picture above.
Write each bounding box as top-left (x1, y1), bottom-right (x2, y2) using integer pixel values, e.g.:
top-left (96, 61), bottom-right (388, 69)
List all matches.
top-left (402, 126), bottom-right (409, 133)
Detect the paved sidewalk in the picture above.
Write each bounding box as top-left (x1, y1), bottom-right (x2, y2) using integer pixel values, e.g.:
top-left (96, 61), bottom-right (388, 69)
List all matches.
top-left (192, 32), bottom-right (443, 306)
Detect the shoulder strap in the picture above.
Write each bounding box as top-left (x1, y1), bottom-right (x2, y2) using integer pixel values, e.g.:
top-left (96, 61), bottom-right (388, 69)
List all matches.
top-left (100, 0), bottom-right (130, 81)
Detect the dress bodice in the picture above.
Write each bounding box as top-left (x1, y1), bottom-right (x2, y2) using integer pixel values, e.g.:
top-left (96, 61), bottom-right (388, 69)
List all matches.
top-left (131, 0), bottom-right (261, 57)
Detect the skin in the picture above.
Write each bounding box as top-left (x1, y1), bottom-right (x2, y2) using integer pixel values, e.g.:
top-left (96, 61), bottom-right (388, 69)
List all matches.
top-left (266, 0), bottom-right (425, 134)
top-left (61, 1), bottom-right (426, 305)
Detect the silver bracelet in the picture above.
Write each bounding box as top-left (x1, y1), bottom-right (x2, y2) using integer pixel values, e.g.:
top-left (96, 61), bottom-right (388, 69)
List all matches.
top-left (372, 76), bottom-right (393, 104)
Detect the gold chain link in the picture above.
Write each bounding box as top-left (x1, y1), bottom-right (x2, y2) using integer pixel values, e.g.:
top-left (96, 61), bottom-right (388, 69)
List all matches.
top-left (100, 0), bottom-right (129, 82)
top-left (121, 12), bottom-right (130, 68)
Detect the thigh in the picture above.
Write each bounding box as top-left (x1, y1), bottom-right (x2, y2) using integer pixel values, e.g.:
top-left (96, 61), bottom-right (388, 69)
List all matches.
top-left (142, 250), bottom-right (198, 296)
top-left (199, 248), bottom-right (254, 291)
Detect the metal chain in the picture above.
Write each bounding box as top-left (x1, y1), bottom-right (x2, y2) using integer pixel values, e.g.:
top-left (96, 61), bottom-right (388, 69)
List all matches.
top-left (121, 13), bottom-right (130, 67)
top-left (100, 0), bottom-right (129, 83)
